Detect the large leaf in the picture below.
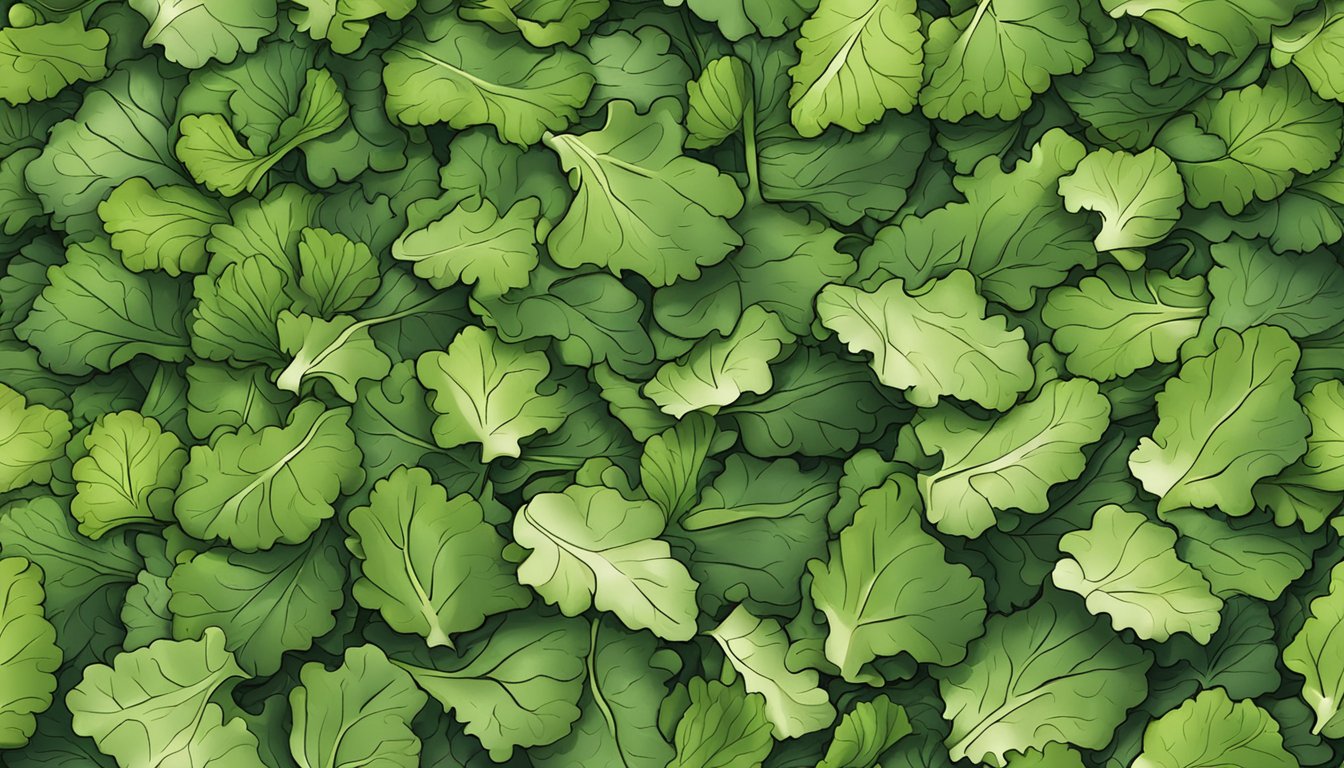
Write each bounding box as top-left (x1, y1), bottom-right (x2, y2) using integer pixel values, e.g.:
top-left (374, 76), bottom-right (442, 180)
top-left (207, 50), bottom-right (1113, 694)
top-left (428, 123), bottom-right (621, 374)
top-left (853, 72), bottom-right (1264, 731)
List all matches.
top-left (1101, 0), bottom-right (1311, 57)
top-left (0, 557), bottom-right (60, 749)
top-left (0, 382), bottom-right (70, 495)
top-left (920, 0), bottom-right (1093, 121)
top-left (1284, 560), bottom-right (1344, 738)
top-left (68, 628), bottom-right (265, 768)
top-left (818, 270), bottom-right (1033, 411)
top-left (347, 467), bottom-right (530, 647)
top-left (933, 593), bottom-right (1152, 764)
top-left (70, 411), bottom-right (186, 539)
top-left (1052, 504), bottom-right (1222, 643)
top-left (787, 0), bottom-right (923, 137)
top-left (129, 0), bottom-right (277, 68)
top-left (383, 14), bottom-right (593, 145)
top-left (915, 378), bottom-right (1111, 538)
top-left (515, 483), bottom-right (699, 641)
top-left (173, 401), bottom-right (364, 550)
top-left (645, 306), bottom-right (791, 418)
top-left (290, 645), bottom-right (425, 768)
top-left (809, 476), bottom-right (986, 683)
top-left (1131, 689), bottom-right (1296, 768)
top-left (544, 98), bottom-right (745, 286)
top-left (1128, 325), bottom-right (1309, 515)
top-left (0, 16), bottom-right (108, 106)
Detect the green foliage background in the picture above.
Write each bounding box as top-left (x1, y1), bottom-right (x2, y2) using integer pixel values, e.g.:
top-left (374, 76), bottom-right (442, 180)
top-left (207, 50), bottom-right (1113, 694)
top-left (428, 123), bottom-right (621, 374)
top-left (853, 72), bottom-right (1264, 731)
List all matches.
top-left (1, 0), bottom-right (1344, 766)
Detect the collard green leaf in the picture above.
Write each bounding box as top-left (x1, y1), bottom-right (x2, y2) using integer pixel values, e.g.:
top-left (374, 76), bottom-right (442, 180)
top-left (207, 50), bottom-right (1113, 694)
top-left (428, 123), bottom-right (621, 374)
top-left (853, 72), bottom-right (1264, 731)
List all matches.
top-left (1205, 237), bottom-right (1344, 341)
top-left (1131, 689), bottom-right (1296, 768)
top-left (1128, 325), bottom-right (1309, 515)
top-left (68, 628), bottom-right (265, 768)
top-left (129, 0), bottom-right (277, 68)
top-left (915, 378), bottom-right (1111, 538)
top-left (668, 679), bottom-right (774, 768)
top-left (460, 0), bottom-right (610, 47)
top-left (788, 0), bottom-right (923, 137)
top-left (1165, 508), bottom-right (1320, 601)
top-left (166, 526), bottom-right (346, 676)
top-left (515, 483), bottom-right (699, 641)
top-left (818, 270), bottom-right (1033, 411)
top-left (17, 238), bottom-right (192, 376)
top-left (97, 179), bottom-right (227, 277)
top-left (639, 412), bottom-right (719, 523)
top-left (709, 605), bottom-right (836, 738)
top-left (416, 326), bottom-right (573, 462)
top-left (1284, 560), bottom-right (1344, 738)
top-left (347, 467), bottom-right (530, 648)
top-left (290, 645), bottom-right (425, 768)
top-left (393, 613), bottom-right (588, 761)
top-left (1057, 147), bottom-right (1184, 255)
top-left (686, 56), bottom-right (748, 150)
top-left (934, 592), bottom-right (1152, 764)
top-left (817, 696), bottom-right (911, 768)
top-left (383, 14), bottom-right (594, 145)
top-left (809, 476), bottom-right (986, 683)
top-left (173, 401), bottom-right (364, 551)
top-left (920, 0), bottom-right (1093, 121)
top-left (1255, 379), bottom-right (1344, 530)
top-left (1101, 0), bottom-right (1310, 58)
top-left (0, 382), bottom-right (71, 494)
top-left (276, 312), bottom-right (392, 402)
top-left (0, 16), bottom-right (108, 107)
top-left (1052, 505), bottom-right (1222, 643)
top-left (394, 197), bottom-right (539, 299)
top-left (1042, 266), bottom-right (1208, 382)
top-left (544, 98), bottom-right (745, 286)
top-left (289, 0), bottom-right (415, 53)
top-left (645, 306), bottom-right (791, 418)
top-left (0, 557), bottom-right (60, 749)
top-left (71, 411), bottom-right (186, 539)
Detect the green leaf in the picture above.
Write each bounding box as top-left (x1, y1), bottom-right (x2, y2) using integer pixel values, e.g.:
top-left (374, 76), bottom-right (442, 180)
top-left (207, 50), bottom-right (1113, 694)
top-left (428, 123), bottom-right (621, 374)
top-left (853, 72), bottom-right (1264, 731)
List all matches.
top-left (1156, 69), bottom-right (1343, 215)
top-left (1042, 266), bottom-right (1208, 382)
top-left (655, 204), bottom-right (853, 339)
top-left (276, 312), bottom-right (392, 402)
top-left (921, 0), bottom-right (1093, 121)
top-left (530, 617), bottom-right (678, 768)
top-left (1165, 508), bottom-right (1320, 601)
top-left (393, 197), bottom-right (539, 299)
top-left (17, 238), bottom-right (192, 376)
top-left (289, 0), bottom-right (415, 53)
top-left (71, 411), bottom-right (186, 540)
top-left (0, 382), bottom-right (71, 494)
top-left (687, 56), bottom-right (748, 150)
top-left (0, 498), bottom-right (141, 666)
top-left (668, 679), bottom-right (774, 768)
top-left (645, 306), bottom-right (791, 418)
top-left (639, 412), bottom-right (720, 523)
top-left (709, 604), bottom-right (836, 738)
top-left (460, 0), bottom-right (610, 47)
top-left (97, 179), bottom-right (227, 277)
top-left (0, 15), bottom-right (108, 106)
top-left (348, 467), bottom-right (530, 648)
top-left (177, 68), bottom-right (349, 197)
top-left (544, 98), bottom-right (745, 286)
top-left (1057, 147), bottom-right (1184, 254)
top-left (166, 526), bottom-right (346, 676)
top-left (809, 476), bottom-right (986, 682)
top-left (24, 60), bottom-right (189, 237)
top-left (185, 362), bottom-right (293, 443)
top-left (1154, 596), bottom-right (1282, 700)
top-left (1256, 379), bottom-right (1344, 530)
top-left (577, 25), bottom-right (692, 116)
top-left (68, 628), bottom-right (265, 768)
top-left (1284, 560), bottom-right (1344, 737)
top-left (190, 256), bottom-right (291, 369)
top-left (915, 378), bottom-right (1111, 538)
top-left (1052, 505), bottom-right (1222, 643)
top-left (1205, 237), bottom-right (1344, 340)
top-left (383, 14), bottom-right (593, 145)
top-left (817, 696), bottom-right (912, 768)
top-left (1131, 689), bottom-right (1296, 768)
top-left (294, 227), bottom-right (380, 318)
top-left (0, 558), bottom-right (60, 749)
top-left (670, 455), bottom-right (836, 617)
top-left (670, 0), bottom-right (818, 39)
top-left (393, 613), bottom-right (588, 761)
top-left (857, 129), bottom-right (1093, 311)
top-left (416, 326), bottom-right (573, 462)
top-left (1102, 0), bottom-right (1310, 57)
top-left (290, 645), bottom-right (426, 768)
top-left (173, 401), bottom-right (364, 551)
top-left (129, 0), bottom-right (277, 68)
top-left (723, 346), bottom-right (902, 459)
top-left (515, 483), bottom-right (699, 641)
top-left (1128, 325), bottom-right (1309, 515)
top-left (934, 593), bottom-right (1152, 764)
top-left (818, 270), bottom-right (1034, 411)
top-left (788, 0), bottom-right (923, 137)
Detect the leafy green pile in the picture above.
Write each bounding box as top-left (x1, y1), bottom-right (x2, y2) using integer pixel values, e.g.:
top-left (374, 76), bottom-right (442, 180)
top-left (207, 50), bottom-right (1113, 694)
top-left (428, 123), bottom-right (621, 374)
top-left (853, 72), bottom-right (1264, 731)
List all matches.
top-left (2, 0), bottom-right (1344, 766)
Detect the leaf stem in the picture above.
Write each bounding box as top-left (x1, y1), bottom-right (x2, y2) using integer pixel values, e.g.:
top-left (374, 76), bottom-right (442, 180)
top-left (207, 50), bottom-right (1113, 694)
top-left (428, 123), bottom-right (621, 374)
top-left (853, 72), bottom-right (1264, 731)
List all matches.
top-left (743, 99), bottom-right (762, 205)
